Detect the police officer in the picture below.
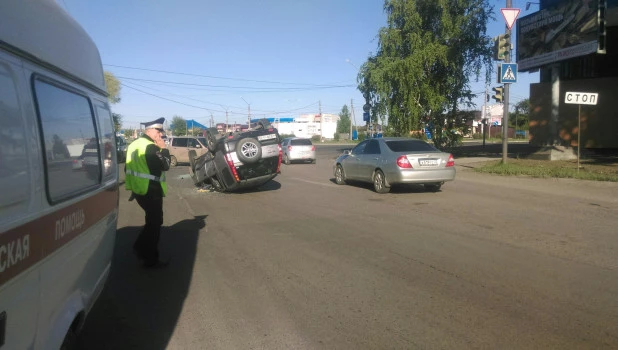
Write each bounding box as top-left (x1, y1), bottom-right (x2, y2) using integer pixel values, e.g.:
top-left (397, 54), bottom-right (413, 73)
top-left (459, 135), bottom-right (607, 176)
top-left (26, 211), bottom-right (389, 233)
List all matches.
top-left (125, 117), bottom-right (171, 268)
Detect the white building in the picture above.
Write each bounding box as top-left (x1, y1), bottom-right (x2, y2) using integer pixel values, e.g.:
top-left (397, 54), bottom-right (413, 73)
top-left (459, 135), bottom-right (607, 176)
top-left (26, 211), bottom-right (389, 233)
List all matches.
top-left (254, 113), bottom-right (340, 140)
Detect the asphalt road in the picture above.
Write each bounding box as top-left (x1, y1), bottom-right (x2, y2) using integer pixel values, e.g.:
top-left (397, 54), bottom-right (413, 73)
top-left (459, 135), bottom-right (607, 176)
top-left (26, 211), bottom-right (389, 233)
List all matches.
top-left (78, 144), bottom-right (618, 349)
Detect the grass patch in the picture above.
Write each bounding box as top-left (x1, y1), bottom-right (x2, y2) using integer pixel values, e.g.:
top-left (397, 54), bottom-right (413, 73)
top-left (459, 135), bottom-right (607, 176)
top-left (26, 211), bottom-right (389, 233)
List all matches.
top-left (473, 159), bottom-right (618, 182)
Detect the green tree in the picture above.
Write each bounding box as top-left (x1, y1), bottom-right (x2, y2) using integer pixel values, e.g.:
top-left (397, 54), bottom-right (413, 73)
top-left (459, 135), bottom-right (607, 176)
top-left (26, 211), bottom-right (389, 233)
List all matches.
top-left (170, 115), bottom-right (187, 136)
top-left (336, 105), bottom-right (352, 134)
top-left (112, 113), bottom-right (122, 133)
top-left (510, 99), bottom-right (530, 130)
top-left (104, 71), bottom-right (123, 132)
top-left (358, 0), bottom-right (493, 150)
top-left (190, 128), bottom-right (203, 136)
top-left (123, 128), bottom-right (135, 139)
top-left (104, 71), bottom-right (121, 104)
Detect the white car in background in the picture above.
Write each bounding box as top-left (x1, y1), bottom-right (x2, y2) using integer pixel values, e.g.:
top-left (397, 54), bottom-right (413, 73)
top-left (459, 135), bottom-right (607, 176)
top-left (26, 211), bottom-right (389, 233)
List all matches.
top-left (281, 137), bottom-right (316, 164)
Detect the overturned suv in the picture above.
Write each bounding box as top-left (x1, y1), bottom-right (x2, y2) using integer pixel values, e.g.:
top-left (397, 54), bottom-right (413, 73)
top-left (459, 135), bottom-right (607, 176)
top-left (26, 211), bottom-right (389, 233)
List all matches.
top-left (189, 119), bottom-right (282, 192)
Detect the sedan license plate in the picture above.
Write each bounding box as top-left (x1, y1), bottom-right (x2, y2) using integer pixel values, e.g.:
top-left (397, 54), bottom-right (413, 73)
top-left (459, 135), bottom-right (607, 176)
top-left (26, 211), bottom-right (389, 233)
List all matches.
top-left (419, 159), bottom-right (439, 166)
top-left (258, 134), bottom-right (277, 141)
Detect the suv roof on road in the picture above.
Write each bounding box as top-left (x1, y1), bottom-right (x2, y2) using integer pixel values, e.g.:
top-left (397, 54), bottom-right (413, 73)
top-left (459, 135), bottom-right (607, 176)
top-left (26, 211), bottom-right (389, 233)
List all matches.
top-left (190, 120), bottom-right (282, 192)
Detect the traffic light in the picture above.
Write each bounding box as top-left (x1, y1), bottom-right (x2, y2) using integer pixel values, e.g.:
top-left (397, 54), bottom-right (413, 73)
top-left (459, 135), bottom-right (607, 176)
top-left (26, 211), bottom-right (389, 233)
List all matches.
top-left (491, 86), bottom-right (504, 103)
top-left (493, 33), bottom-right (511, 61)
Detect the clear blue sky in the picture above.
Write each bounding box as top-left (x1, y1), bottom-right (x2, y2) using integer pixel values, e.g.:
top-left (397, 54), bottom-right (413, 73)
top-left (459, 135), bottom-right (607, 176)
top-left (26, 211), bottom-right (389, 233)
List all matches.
top-left (62, 0), bottom-right (538, 130)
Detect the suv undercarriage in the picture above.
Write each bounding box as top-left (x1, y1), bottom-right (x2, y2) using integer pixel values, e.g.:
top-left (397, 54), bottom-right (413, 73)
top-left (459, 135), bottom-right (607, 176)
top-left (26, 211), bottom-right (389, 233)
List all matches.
top-left (189, 119), bottom-right (282, 192)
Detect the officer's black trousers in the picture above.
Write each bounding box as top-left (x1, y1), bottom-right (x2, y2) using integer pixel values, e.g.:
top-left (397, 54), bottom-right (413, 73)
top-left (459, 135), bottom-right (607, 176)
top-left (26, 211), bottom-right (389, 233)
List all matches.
top-left (134, 194), bottom-right (163, 263)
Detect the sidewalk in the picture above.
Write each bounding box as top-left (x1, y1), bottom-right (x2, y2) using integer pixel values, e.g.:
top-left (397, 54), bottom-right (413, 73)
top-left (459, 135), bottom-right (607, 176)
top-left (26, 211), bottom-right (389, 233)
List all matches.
top-left (454, 156), bottom-right (499, 168)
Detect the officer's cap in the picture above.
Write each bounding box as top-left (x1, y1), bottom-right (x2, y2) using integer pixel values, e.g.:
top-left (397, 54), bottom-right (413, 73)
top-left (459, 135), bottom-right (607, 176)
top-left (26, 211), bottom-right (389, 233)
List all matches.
top-left (142, 117), bottom-right (165, 130)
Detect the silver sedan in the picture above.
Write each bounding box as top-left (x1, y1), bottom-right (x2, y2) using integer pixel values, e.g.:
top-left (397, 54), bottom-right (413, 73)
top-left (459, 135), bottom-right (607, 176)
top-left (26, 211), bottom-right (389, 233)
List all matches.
top-left (333, 137), bottom-right (455, 193)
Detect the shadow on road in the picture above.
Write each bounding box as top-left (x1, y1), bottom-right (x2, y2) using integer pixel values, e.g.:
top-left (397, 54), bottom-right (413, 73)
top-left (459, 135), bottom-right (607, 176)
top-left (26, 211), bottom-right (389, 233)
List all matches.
top-left (77, 215), bottom-right (207, 350)
top-left (225, 179), bottom-right (282, 194)
top-left (329, 178), bottom-right (439, 194)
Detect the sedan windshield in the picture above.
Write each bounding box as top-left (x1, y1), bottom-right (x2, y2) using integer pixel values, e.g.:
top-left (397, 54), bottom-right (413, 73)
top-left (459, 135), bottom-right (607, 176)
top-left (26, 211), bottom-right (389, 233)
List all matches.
top-left (385, 140), bottom-right (438, 152)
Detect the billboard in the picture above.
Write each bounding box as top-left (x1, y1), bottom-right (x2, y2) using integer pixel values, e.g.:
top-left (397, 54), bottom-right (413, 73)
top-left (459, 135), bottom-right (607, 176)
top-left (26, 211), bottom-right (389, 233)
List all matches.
top-left (516, 0), bottom-right (603, 71)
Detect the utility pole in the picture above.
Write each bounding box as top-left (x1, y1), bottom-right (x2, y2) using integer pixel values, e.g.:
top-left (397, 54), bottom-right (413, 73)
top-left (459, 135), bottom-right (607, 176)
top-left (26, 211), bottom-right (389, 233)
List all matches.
top-left (210, 113), bottom-right (213, 128)
top-left (319, 100), bottom-right (323, 141)
top-left (502, 0), bottom-right (512, 164)
top-left (350, 99), bottom-right (355, 140)
top-left (483, 84), bottom-right (488, 148)
top-left (241, 97), bottom-right (251, 129)
top-left (225, 110), bottom-right (229, 133)
top-left (515, 105), bottom-right (518, 139)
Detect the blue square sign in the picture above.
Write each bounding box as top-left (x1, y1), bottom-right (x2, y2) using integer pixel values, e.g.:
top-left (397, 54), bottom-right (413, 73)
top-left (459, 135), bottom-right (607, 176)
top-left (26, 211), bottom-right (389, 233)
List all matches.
top-left (500, 63), bottom-right (517, 83)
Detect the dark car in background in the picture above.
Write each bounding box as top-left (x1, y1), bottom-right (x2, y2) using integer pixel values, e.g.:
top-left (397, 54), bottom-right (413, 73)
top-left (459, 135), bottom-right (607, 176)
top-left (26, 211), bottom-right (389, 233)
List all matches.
top-left (334, 137), bottom-right (455, 193)
top-left (189, 119), bottom-right (282, 192)
top-left (116, 135), bottom-right (127, 163)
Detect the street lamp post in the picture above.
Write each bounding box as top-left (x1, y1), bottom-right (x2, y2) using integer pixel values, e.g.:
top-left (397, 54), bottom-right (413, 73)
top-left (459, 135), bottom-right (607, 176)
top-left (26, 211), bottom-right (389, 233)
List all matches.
top-left (346, 59), bottom-right (361, 140)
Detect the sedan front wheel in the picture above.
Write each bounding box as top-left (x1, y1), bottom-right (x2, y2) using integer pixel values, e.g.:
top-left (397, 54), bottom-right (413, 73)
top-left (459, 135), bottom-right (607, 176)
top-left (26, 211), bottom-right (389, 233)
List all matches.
top-left (335, 165), bottom-right (346, 185)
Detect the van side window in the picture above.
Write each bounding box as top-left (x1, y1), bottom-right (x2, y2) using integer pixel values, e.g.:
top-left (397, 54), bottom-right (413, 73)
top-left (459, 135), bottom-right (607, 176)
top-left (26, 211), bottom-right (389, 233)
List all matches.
top-left (0, 62), bottom-right (29, 217)
top-left (95, 103), bottom-right (117, 180)
top-left (172, 138), bottom-right (187, 147)
top-left (33, 79), bottom-right (99, 202)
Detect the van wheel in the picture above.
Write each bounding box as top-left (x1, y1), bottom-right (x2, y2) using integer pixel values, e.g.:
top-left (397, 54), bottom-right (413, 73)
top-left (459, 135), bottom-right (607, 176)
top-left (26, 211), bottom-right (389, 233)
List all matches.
top-left (170, 155), bottom-right (177, 167)
top-left (373, 170), bottom-right (390, 194)
top-left (236, 137), bottom-right (261, 164)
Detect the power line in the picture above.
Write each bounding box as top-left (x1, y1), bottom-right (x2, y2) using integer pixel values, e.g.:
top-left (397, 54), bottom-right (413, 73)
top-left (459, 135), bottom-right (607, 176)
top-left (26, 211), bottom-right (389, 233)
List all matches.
top-left (121, 81), bottom-right (249, 113)
top-left (120, 83), bottom-right (229, 113)
top-left (117, 76), bottom-right (354, 92)
top-left (121, 82), bottom-right (321, 117)
top-left (122, 80), bottom-right (320, 115)
top-left (106, 63), bottom-right (350, 87)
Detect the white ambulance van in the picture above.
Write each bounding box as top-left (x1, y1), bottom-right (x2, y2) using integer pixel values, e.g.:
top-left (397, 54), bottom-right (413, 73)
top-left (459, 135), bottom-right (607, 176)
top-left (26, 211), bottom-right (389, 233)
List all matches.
top-left (0, 0), bottom-right (118, 348)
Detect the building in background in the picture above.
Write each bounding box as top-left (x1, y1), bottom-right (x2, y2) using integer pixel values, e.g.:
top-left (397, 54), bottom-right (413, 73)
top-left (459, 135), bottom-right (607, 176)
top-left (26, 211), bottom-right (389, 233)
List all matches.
top-left (242, 113), bottom-right (340, 139)
top-left (519, 0), bottom-right (618, 149)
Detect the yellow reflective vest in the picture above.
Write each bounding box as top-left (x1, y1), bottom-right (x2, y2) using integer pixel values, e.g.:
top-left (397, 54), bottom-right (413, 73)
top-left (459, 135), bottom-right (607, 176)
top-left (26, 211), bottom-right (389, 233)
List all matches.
top-left (125, 137), bottom-right (167, 196)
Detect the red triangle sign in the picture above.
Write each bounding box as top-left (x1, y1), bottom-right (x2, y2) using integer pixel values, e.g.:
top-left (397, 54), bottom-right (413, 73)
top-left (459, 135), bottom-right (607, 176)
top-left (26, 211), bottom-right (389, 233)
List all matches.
top-left (501, 8), bottom-right (521, 30)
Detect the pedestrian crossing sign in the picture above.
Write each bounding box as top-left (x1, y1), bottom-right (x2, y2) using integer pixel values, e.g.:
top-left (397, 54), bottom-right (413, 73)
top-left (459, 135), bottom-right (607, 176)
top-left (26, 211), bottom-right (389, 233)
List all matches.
top-left (500, 63), bottom-right (517, 83)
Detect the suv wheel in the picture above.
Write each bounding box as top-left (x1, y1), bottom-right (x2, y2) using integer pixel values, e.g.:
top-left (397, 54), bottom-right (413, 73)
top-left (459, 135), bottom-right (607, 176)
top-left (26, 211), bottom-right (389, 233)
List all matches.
top-left (236, 137), bottom-right (261, 164)
top-left (205, 128), bottom-right (218, 153)
top-left (170, 155), bottom-right (177, 167)
top-left (257, 119), bottom-right (271, 130)
top-left (211, 177), bottom-right (224, 192)
top-left (188, 150), bottom-right (197, 174)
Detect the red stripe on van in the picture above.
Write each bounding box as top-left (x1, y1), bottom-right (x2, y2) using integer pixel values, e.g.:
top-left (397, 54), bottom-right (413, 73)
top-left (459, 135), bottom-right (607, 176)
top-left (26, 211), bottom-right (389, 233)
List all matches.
top-left (0, 187), bottom-right (118, 287)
